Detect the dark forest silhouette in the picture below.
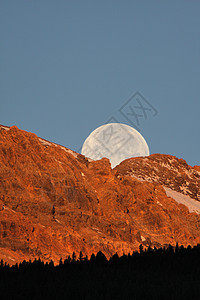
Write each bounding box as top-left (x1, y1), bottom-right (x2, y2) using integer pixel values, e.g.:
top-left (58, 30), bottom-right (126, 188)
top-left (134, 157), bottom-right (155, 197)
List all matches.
top-left (0, 244), bottom-right (200, 299)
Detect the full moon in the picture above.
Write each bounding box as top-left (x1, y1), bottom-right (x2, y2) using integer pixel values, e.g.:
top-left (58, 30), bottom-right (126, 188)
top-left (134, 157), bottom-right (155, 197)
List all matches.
top-left (81, 123), bottom-right (150, 168)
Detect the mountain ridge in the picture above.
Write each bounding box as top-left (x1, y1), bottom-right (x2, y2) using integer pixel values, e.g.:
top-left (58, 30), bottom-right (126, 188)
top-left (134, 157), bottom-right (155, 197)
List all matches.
top-left (0, 125), bottom-right (199, 265)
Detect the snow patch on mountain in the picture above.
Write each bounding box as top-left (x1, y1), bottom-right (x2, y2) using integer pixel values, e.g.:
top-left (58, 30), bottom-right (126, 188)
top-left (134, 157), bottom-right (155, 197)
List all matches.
top-left (164, 187), bottom-right (200, 214)
top-left (39, 138), bottom-right (52, 146)
top-left (60, 146), bottom-right (78, 158)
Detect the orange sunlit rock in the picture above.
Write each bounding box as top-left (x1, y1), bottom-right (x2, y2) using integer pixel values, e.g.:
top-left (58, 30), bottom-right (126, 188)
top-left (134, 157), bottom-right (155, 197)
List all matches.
top-left (0, 125), bottom-right (200, 265)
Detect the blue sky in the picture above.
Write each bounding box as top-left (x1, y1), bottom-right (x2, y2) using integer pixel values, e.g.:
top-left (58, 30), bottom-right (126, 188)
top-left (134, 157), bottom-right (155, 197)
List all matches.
top-left (1, 1), bottom-right (200, 166)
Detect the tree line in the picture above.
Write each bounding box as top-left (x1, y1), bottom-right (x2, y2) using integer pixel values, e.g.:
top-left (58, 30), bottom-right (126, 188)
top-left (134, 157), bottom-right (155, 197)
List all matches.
top-left (0, 244), bottom-right (200, 299)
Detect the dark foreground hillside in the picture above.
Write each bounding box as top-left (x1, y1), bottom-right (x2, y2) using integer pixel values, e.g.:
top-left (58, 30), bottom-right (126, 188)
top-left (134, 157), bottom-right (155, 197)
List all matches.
top-left (0, 244), bottom-right (200, 300)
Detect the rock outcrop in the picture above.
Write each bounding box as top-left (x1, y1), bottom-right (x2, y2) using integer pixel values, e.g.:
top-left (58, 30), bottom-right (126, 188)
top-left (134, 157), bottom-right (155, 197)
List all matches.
top-left (115, 154), bottom-right (200, 201)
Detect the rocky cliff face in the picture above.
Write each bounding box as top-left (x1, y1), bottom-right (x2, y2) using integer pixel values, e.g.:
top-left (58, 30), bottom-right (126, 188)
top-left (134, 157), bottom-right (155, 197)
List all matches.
top-left (0, 125), bottom-right (200, 265)
top-left (115, 154), bottom-right (200, 201)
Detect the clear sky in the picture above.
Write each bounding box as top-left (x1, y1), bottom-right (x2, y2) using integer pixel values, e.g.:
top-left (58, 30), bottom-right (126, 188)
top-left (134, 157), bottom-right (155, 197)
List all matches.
top-left (1, 1), bottom-right (200, 166)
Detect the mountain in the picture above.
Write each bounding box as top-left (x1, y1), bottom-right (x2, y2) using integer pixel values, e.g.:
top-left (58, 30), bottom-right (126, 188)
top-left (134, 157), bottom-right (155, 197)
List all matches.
top-left (115, 154), bottom-right (200, 202)
top-left (0, 125), bottom-right (200, 265)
